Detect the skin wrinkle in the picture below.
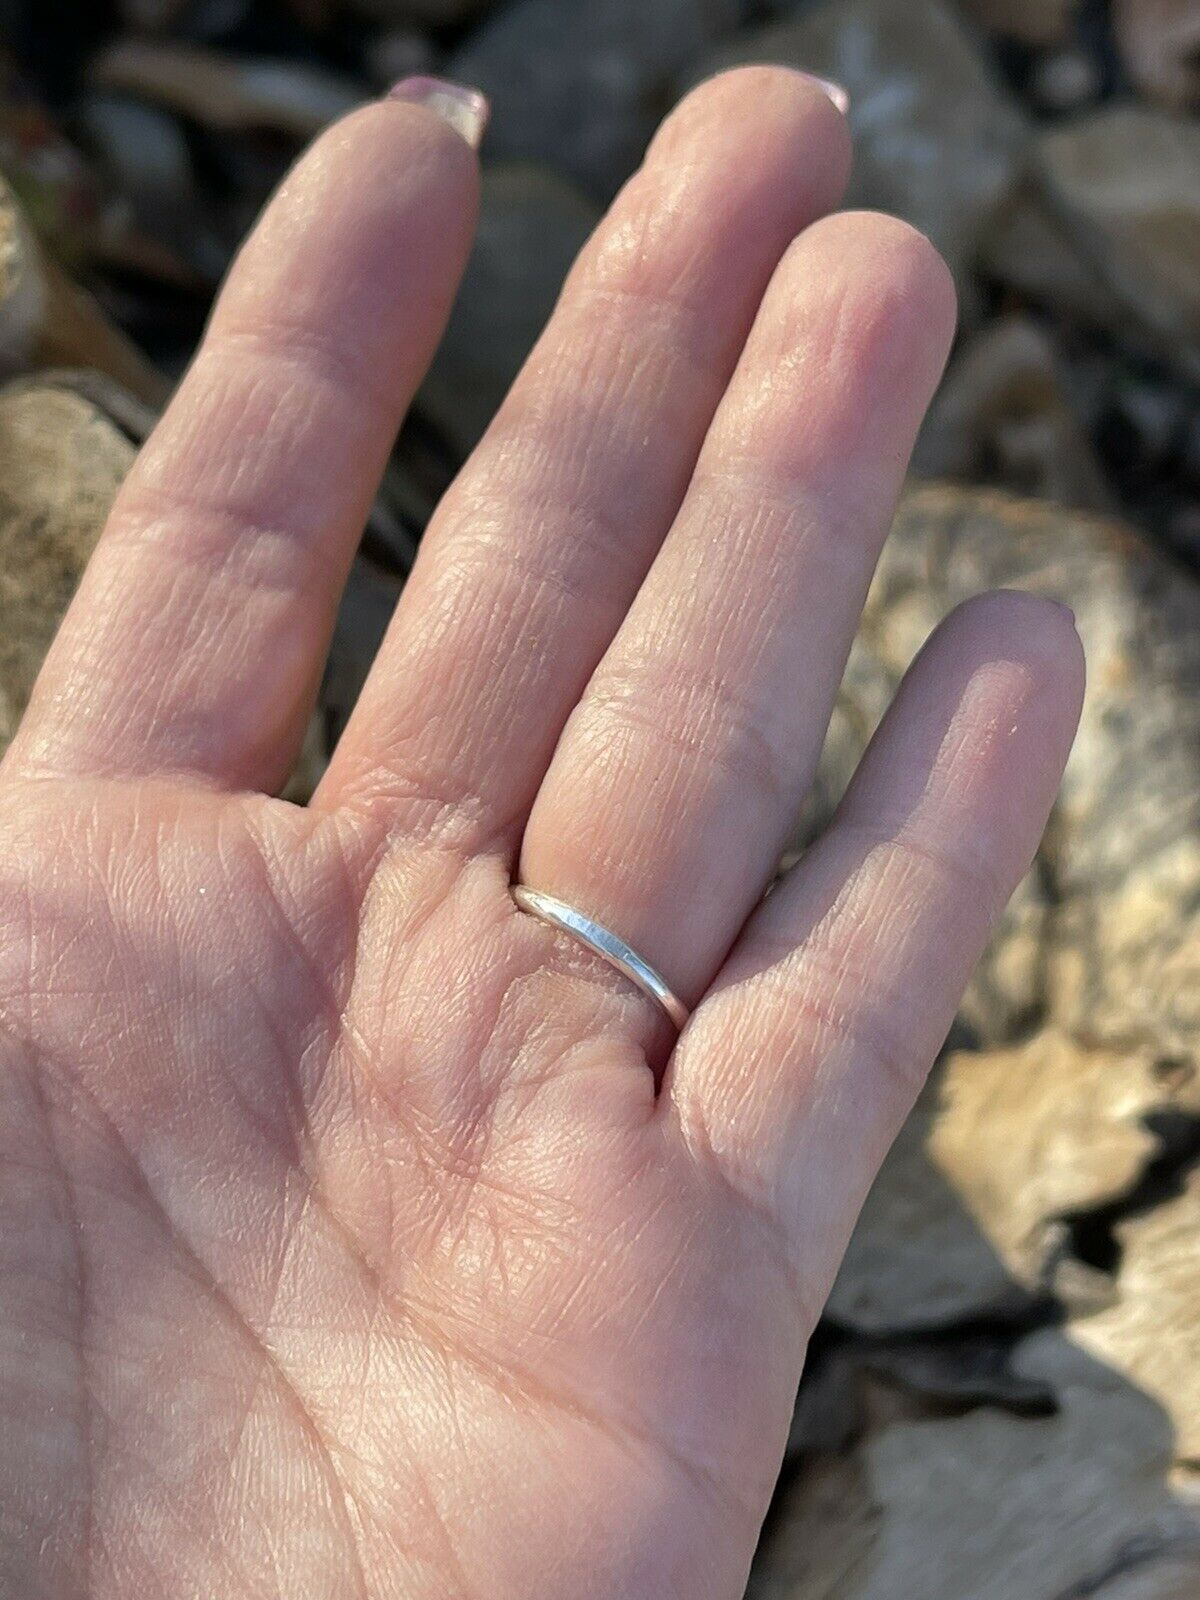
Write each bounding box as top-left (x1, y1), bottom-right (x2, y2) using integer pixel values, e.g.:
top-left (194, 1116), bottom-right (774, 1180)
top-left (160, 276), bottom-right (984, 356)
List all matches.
top-left (31, 957), bottom-right (369, 1346)
top-left (223, 805), bottom-right (358, 1118)
top-left (63, 1052), bottom-right (493, 1600)
top-left (492, 1328), bottom-right (765, 1544)
top-left (224, 1193), bottom-right (372, 1600)
top-left (392, 1172), bottom-right (770, 1548)
top-left (429, 503), bottom-right (642, 644)
top-left (7, 794), bottom-right (418, 1383)
top-left (669, 1079), bottom-right (829, 1335)
top-left (351, 884), bottom-right (632, 1253)
top-left (513, 290), bottom-right (716, 421)
top-left (334, 750), bottom-right (528, 857)
top-left (118, 361), bottom-right (366, 556)
top-left (100, 496), bottom-right (332, 605)
top-left (24, 555), bottom-right (315, 788)
top-left (205, 320), bottom-right (400, 444)
top-left (580, 648), bottom-right (805, 815)
top-left (20, 1033), bottom-right (93, 1594)
top-left (475, 360), bottom-right (682, 516)
top-left (33, 1057), bottom-right (372, 1598)
top-left (339, 531), bottom-right (625, 847)
top-left (683, 460), bottom-right (891, 558)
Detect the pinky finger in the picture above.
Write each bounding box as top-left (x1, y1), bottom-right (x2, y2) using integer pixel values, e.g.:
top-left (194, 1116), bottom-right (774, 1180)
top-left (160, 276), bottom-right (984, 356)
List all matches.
top-left (666, 590), bottom-right (1085, 1325)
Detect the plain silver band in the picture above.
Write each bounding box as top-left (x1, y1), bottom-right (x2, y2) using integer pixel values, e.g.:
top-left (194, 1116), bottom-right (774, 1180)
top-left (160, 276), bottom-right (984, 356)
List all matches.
top-left (511, 886), bottom-right (689, 1032)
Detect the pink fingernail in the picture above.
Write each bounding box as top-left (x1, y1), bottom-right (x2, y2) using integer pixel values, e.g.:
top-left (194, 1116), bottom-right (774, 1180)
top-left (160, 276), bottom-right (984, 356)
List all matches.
top-left (387, 76), bottom-right (490, 150)
top-left (808, 74), bottom-right (850, 115)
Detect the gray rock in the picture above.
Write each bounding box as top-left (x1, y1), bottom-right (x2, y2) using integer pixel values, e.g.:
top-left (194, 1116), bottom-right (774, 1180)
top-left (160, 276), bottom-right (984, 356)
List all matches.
top-left (363, 28), bottom-right (440, 92)
top-left (913, 313), bottom-right (1113, 512)
top-left (958, 0), bottom-right (1079, 45)
top-left (755, 1333), bottom-right (1200, 1598)
top-left (452, 0), bottom-right (747, 198)
top-left (1114, 0), bottom-right (1200, 109)
top-left (981, 182), bottom-right (1135, 332)
top-left (78, 94), bottom-right (194, 203)
top-left (325, 557), bottom-right (401, 745)
top-left (691, 0), bottom-right (1028, 278)
top-left (1038, 107), bottom-right (1200, 381)
top-left (88, 40), bottom-right (360, 140)
top-left (348, 0), bottom-right (496, 23)
top-left (1028, 44), bottom-right (1105, 112)
top-left (418, 164), bottom-right (600, 454)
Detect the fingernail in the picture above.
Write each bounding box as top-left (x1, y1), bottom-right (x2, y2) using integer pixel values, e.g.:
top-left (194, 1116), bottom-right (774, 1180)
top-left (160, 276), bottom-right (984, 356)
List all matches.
top-left (808, 74), bottom-right (850, 115)
top-left (387, 76), bottom-right (490, 150)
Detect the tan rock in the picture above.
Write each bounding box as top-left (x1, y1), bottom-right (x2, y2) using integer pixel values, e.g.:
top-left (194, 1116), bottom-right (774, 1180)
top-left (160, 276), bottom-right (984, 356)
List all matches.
top-left (1070, 1173), bottom-right (1200, 1463)
top-left (981, 183), bottom-right (1131, 333)
top-left (828, 1033), bottom-right (1193, 1330)
top-left (0, 379), bottom-right (135, 753)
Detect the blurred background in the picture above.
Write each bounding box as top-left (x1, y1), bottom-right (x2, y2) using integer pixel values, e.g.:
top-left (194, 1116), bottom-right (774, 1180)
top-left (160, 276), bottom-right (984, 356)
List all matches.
top-left (0, 1), bottom-right (1198, 1594)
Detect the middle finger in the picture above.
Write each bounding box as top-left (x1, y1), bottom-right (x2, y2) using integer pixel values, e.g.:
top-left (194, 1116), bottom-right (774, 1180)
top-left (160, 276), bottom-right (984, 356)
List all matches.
top-left (317, 68), bottom-right (850, 844)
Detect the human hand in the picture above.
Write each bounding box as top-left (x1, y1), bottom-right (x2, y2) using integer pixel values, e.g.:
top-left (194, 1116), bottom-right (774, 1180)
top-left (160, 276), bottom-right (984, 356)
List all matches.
top-left (0, 68), bottom-right (1083, 1599)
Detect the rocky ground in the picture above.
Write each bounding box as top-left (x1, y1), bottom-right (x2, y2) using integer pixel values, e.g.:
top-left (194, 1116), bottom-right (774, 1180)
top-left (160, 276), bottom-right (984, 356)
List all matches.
top-left (1, 2), bottom-right (1199, 1596)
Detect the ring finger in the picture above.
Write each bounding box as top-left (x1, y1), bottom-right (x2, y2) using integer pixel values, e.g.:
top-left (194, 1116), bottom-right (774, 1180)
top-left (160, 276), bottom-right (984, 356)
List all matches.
top-left (519, 210), bottom-right (957, 1006)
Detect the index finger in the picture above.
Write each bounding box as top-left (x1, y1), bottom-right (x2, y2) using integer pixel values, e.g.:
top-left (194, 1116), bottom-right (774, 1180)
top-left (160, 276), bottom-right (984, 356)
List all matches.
top-left (5, 81), bottom-right (483, 794)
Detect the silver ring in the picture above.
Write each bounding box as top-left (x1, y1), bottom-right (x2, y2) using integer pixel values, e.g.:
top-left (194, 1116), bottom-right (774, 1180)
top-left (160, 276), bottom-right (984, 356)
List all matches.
top-left (511, 886), bottom-right (689, 1032)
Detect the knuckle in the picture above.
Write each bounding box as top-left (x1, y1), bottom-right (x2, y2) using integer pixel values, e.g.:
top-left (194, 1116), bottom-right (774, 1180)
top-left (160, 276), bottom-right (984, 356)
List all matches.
top-left (583, 654), bottom-right (797, 812)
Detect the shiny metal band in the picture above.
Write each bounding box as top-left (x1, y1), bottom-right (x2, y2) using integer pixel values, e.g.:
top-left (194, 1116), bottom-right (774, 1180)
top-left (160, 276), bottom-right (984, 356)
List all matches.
top-left (511, 886), bottom-right (689, 1032)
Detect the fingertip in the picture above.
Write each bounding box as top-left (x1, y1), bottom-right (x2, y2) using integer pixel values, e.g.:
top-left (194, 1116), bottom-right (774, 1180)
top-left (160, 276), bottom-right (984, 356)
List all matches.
top-left (837, 586), bottom-right (1086, 870)
top-left (660, 64), bottom-right (854, 210)
top-left (941, 588), bottom-right (1086, 730)
top-left (359, 92), bottom-right (484, 203)
top-left (822, 210), bottom-right (958, 357)
top-left (211, 93), bottom-right (482, 356)
top-left (386, 75), bottom-right (490, 152)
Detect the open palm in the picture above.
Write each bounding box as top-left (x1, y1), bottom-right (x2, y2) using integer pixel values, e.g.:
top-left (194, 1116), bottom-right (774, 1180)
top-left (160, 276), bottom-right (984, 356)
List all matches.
top-left (0, 70), bottom-right (1082, 1600)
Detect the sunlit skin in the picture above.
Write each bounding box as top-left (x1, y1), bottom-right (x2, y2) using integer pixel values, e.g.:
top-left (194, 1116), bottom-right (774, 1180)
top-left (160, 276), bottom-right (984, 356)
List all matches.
top-left (0, 69), bottom-right (1083, 1599)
